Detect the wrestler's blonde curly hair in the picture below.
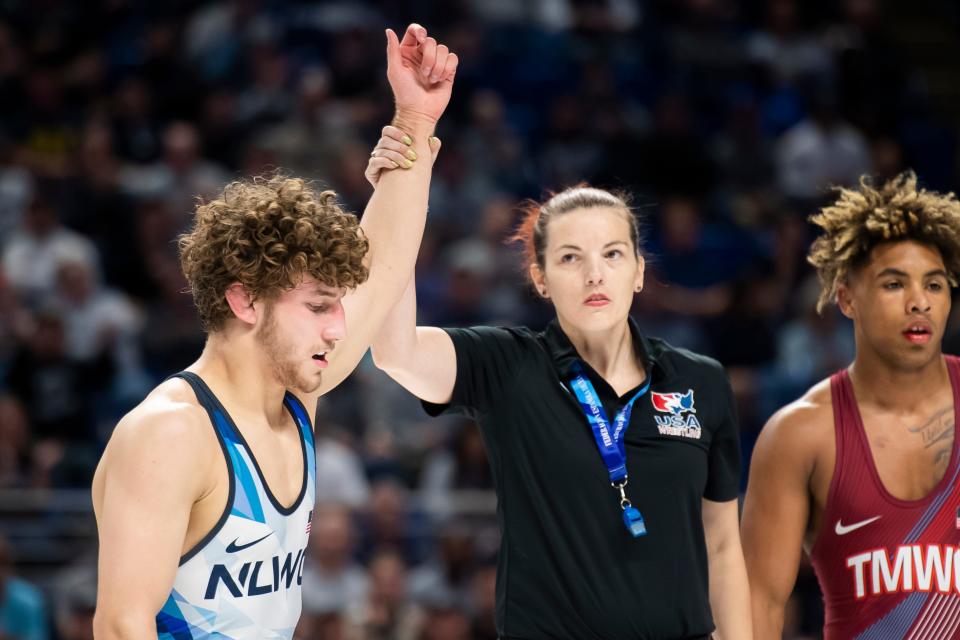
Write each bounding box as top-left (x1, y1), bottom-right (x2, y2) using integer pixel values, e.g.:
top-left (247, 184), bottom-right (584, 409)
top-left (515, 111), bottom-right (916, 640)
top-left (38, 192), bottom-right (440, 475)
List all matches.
top-left (808, 171), bottom-right (960, 313)
top-left (179, 175), bottom-right (369, 331)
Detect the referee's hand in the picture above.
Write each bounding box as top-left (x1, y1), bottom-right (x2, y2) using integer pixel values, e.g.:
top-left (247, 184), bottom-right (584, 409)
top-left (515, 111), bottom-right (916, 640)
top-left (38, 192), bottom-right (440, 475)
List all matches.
top-left (366, 126), bottom-right (441, 188)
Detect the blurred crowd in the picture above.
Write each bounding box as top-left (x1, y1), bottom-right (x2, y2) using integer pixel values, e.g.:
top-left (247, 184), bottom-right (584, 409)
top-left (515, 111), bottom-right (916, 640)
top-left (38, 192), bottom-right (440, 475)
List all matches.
top-left (0, 0), bottom-right (959, 638)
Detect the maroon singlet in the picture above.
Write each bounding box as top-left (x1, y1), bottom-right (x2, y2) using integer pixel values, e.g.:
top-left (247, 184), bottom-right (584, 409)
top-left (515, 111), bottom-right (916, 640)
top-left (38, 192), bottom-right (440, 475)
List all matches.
top-left (810, 356), bottom-right (960, 639)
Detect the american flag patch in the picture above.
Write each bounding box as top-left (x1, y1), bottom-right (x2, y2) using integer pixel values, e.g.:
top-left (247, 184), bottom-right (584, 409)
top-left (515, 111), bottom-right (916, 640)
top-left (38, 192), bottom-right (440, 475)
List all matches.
top-left (306, 509), bottom-right (313, 535)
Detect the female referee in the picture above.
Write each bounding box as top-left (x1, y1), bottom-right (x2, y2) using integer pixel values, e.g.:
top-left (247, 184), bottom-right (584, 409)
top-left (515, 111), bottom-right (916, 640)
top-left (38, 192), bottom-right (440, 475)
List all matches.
top-left (363, 128), bottom-right (752, 640)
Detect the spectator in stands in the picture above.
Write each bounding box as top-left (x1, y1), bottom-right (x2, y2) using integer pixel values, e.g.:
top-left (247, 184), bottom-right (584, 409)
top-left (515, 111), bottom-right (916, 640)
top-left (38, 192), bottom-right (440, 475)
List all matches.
top-left (235, 44), bottom-right (293, 129)
top-left (0, 134), bottom-right (31, 244)
top-left (424, 142), bottom-right (498, 238)
top-left (0, 270), bottom-right (31, 366)
top-left (747, 0), bottom-right (833, 85)
top-left (645, 195), bottom-right (745, 318)
top-left (357, 549), bottom-right (418, 640)
top-left (63, 122), bottom-right (150, 299)
top-left (52, 249), bottom-right (150, 402)
top-left (315, 426), bottom-right (371, 510)
top-left (0, 536), bottom-right (48, 640)
top-left (17, 65), bottom-right (75, 181)
top-left (110, 77), bottom-right (163, 165)
top-left (467, 562), bottom-right (498, 640)
top-left (5, 305), bottom-right (110, 486)
top-left (775, 275), bottom-right (856, 390)
top-left (138, 257), bottom-right (205, 380)
top-left (119, 121), bottom-right (229, 221)
top-left (414, 584), bottom-right (471, 640)
top-left (459, 91), bottom-right (534, 198)
top-left (408, 519), bottom-right (477, 608)
top-left (538, 95), bottom-right (604, 189)
top-left (432, 238), bottom-right (499, 327)
top-left (775, 81), bottom-right (871, 202)
top-left (255, 67), bottom-right (355, 182)
top-left (1, 196), bottom-right (98, 304)
top-left (295, 589), bottom-right (356, 640)
top-left (54, 577), bottom-right (96, 640)
top-left (420, 419), bottom-right (494, 517)
top-left (358, 479), bottom-right (428, 567)
top-left (45, 553), bottom-right (96, 640)
top-left (710, 92), bottom-right (777, 194)
top-left (6, 304), bottom-right (111, 440)
top-left (637, 92), bottom-right (717, 198)
top-left (0, 396), bottom-right (29, 488)
top-left (302, 503), bottom-right (369, 624)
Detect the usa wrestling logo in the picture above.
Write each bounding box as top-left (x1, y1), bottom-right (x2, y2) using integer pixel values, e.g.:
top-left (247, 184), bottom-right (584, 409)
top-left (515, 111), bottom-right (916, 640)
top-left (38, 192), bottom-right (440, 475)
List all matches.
top-left (651, 390), bottom-right (702, 438)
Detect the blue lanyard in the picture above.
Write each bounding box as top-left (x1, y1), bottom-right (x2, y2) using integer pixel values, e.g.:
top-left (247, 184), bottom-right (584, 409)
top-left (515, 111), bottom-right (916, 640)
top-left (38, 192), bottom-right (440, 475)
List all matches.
top-left (568, 361), bottom-right (650, 537)
top-left (568, 361), bottom-right (649, 482)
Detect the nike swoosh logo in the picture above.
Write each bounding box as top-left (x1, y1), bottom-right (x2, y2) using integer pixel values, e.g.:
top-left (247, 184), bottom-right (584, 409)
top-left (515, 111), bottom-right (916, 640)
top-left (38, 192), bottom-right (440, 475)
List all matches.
top-left (835, 516), bottom-right (882, 536)
top-left (225, 532), bottom-right (273, 553)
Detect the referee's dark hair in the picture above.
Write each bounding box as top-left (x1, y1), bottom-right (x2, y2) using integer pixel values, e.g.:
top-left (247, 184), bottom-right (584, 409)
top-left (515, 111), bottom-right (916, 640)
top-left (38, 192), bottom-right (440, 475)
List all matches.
top-left (510, 184), bottom-right (644, 283)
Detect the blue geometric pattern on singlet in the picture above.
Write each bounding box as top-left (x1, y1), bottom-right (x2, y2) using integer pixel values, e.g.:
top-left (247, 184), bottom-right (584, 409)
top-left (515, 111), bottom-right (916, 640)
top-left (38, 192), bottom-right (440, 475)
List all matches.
top-left (156, 373), bottom-right (316, 640)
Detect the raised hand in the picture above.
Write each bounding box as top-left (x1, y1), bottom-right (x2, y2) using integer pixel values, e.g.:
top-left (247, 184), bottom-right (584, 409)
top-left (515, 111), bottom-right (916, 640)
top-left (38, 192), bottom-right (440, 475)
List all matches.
top-left (386, 23), bottom-right (458, 125)
top-left (365, 125), bottom-right (442, 188)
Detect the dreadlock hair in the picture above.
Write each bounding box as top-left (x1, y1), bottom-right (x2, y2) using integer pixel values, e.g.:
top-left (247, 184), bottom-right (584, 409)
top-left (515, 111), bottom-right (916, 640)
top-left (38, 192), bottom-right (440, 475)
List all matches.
top-left (808, 171), bottom-right (960, 312)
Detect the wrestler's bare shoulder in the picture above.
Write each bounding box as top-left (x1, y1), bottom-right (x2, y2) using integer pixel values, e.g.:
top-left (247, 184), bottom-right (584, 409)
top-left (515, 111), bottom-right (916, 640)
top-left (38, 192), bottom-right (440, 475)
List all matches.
top-left (757, 377), bottom-right (835, 464)
top-left (96, 377), bottom-right (216, 480)
top-left (115, 376), bottom-right (212, 442)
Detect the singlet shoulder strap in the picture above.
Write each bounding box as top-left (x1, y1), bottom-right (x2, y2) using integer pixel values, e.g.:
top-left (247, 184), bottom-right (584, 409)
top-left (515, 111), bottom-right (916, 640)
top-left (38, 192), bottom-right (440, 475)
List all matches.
top-left (829, 368), bottom-right (874, 474)
top-left (946, 354), bottom-right (960, 387)
top-left (283, 392), bottom-right (315, 449)
top-left (829, 370), bottom-right (851, 457)
top-left (283, 393), bottom-right (316, 490)
top-left (169, 371), bottom-right (240, 445)
top-left (832, 359), bottom-right (960, 449)
top-left (166, 371), bottom-right (238, 565)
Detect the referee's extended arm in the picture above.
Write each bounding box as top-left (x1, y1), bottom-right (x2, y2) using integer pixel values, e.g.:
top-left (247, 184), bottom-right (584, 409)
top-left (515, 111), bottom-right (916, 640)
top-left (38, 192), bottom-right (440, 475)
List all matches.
top-left (370, 274), bottom-right (457, 405)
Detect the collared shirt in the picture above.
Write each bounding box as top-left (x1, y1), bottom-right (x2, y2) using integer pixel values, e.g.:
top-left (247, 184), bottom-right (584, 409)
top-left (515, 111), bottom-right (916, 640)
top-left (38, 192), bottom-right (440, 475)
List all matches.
top-left (424, 317), bottom-right (740, 640)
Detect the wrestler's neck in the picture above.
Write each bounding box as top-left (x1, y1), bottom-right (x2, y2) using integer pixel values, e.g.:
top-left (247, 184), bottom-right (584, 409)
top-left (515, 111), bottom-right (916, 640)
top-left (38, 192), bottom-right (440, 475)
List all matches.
top-left (190, 329), bottom-right (289, 428)
top-left (848, 344), bottom-right (949, 412)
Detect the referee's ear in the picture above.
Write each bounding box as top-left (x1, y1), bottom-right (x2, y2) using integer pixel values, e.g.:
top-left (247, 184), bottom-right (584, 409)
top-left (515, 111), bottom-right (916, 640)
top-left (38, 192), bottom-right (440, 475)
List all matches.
top-left (530, 263), bottom-right (549, 299)
top-left (634, 254), bottom-right (645, 293)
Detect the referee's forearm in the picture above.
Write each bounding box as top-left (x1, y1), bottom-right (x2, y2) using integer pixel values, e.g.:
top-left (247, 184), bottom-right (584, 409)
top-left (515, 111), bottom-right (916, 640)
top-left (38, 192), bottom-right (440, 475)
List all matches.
top-left (708, 541), bottom-right (753, 640)
top-left (370, 274), bottom-right (418, 372)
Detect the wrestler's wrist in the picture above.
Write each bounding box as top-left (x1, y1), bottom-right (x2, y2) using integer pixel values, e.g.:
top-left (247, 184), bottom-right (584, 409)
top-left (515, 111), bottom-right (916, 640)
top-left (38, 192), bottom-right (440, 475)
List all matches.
top-left (392, 108), bottom-right (437, 139)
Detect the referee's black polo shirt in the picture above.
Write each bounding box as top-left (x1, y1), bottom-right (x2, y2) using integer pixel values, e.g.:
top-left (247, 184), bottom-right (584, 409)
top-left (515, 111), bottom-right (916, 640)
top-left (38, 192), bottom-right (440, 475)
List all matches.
top-left (424, 316), bottom-right (741, 640)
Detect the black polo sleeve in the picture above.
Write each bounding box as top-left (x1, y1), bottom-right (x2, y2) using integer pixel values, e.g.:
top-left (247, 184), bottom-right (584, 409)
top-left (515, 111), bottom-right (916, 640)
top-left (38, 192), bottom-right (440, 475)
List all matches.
top-left (703, 369), bottom-right (742, 502)
top-left (422, 326), bottom-right (534, 420)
